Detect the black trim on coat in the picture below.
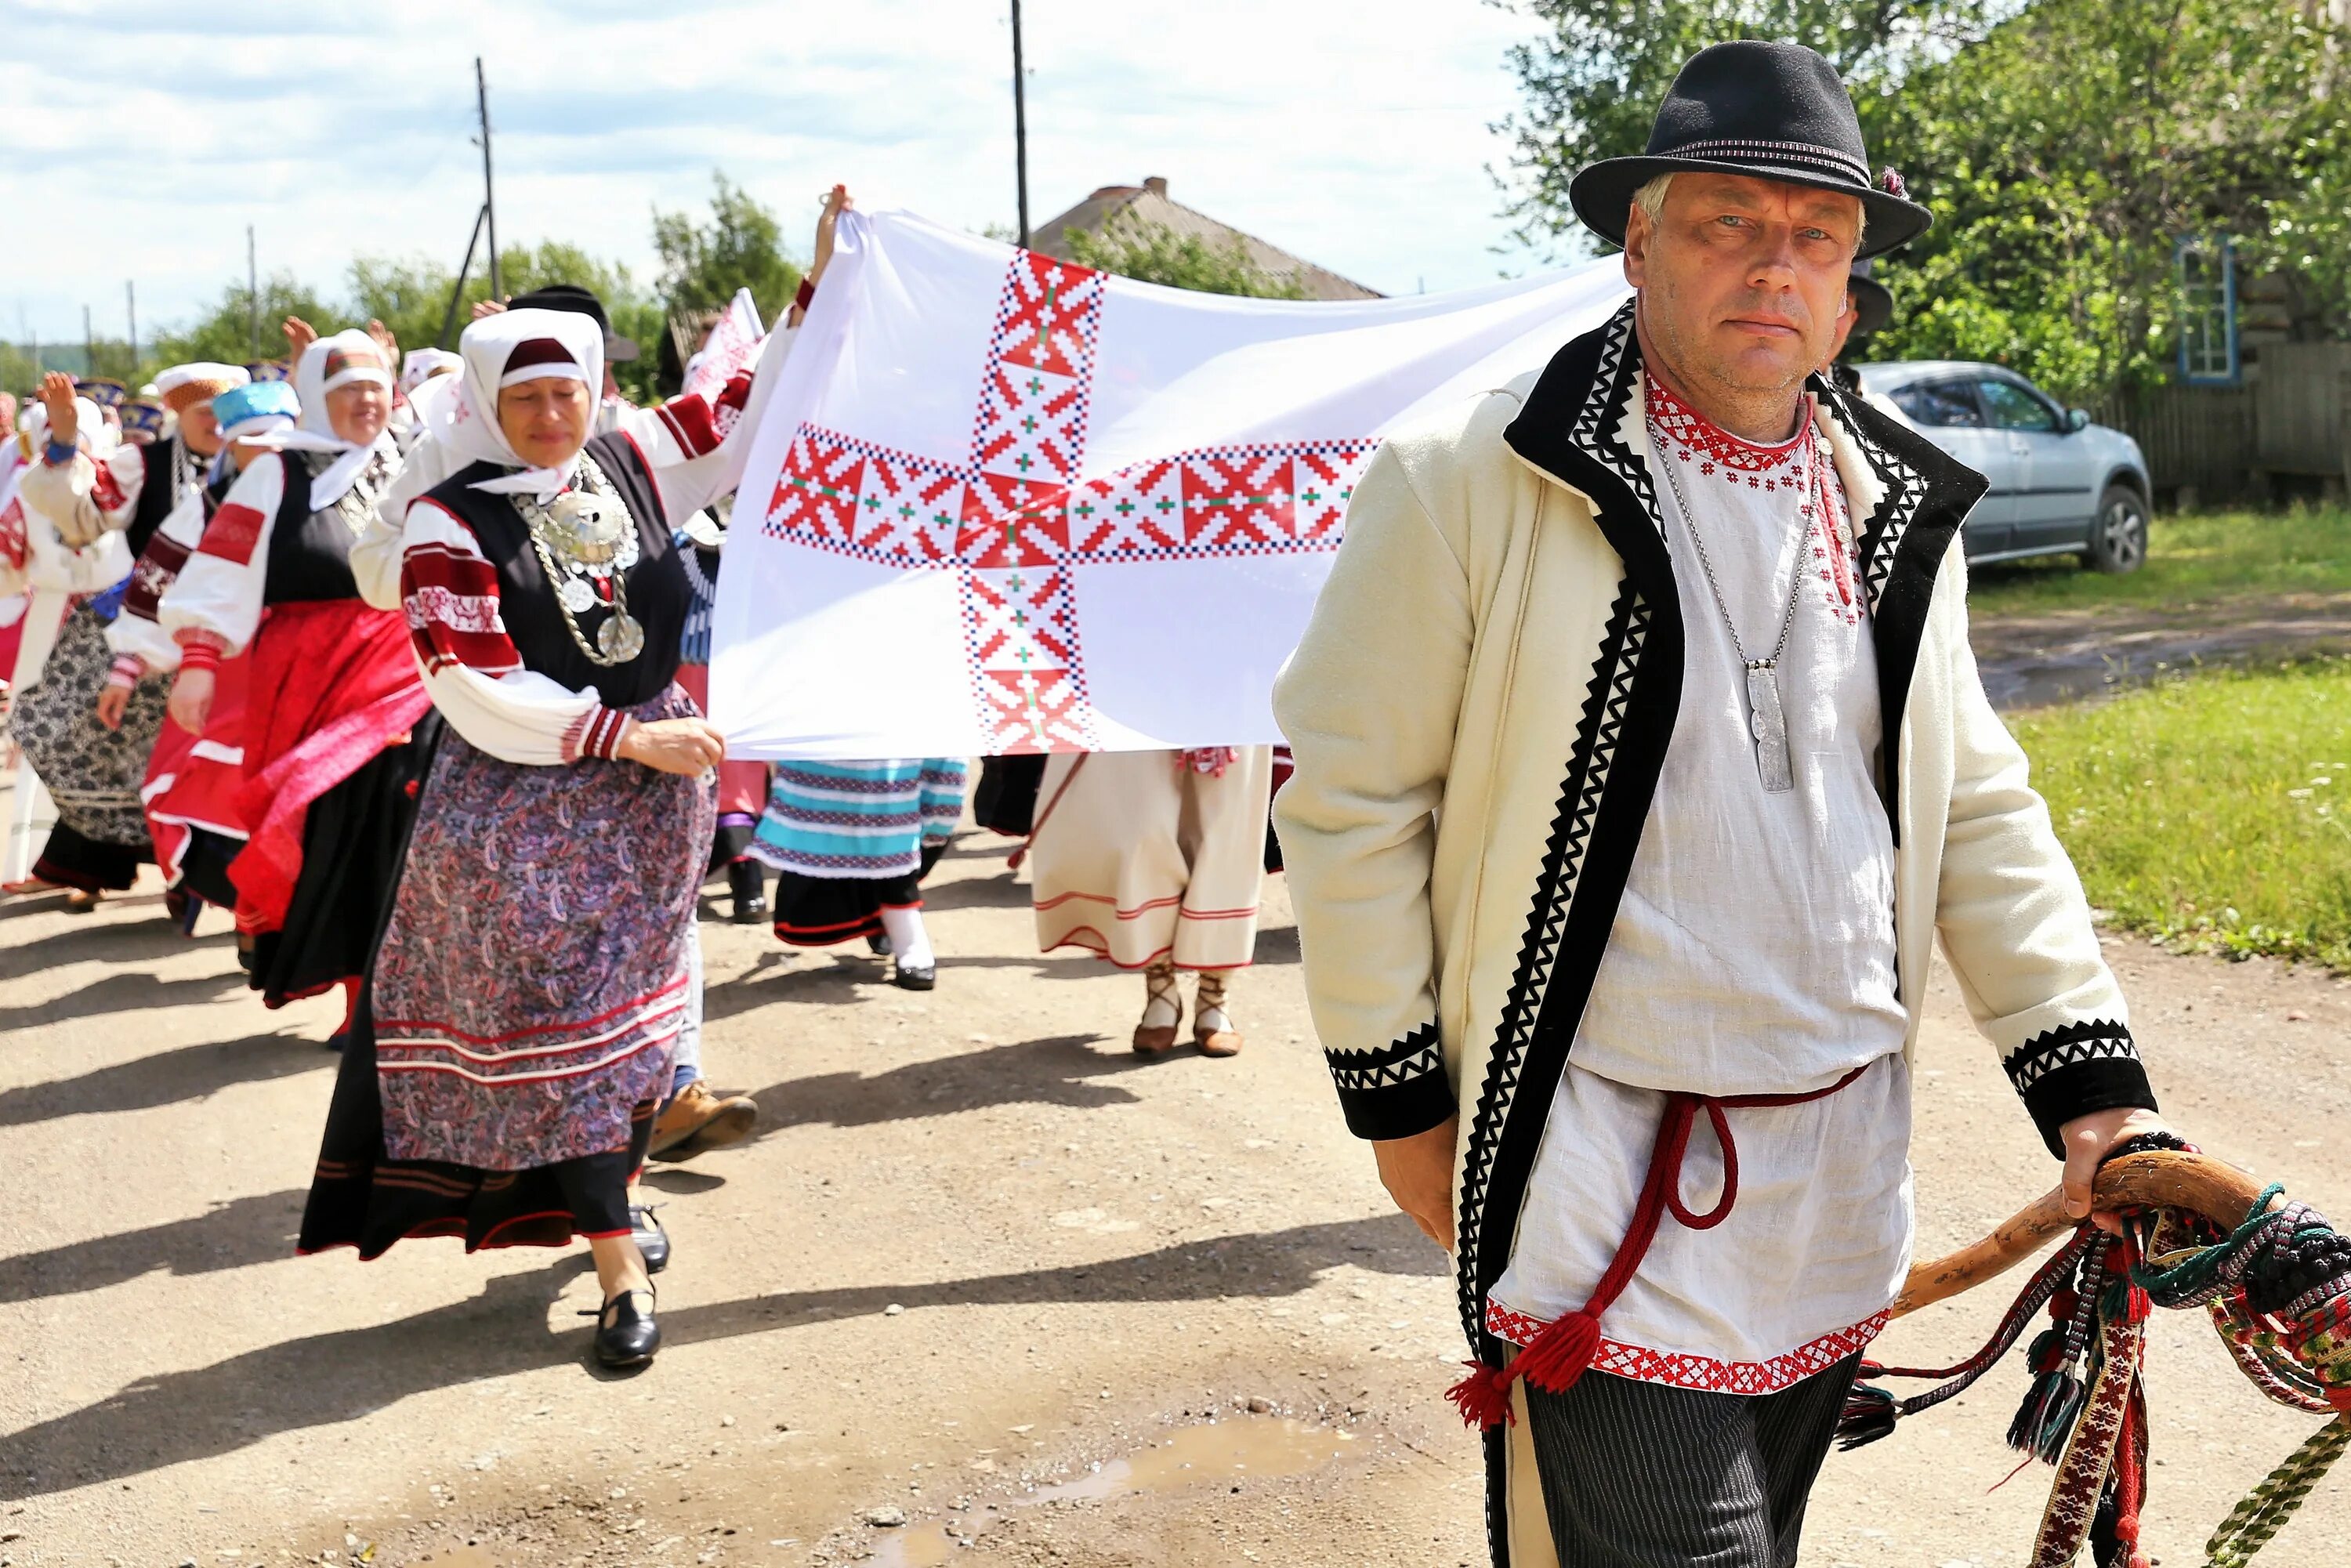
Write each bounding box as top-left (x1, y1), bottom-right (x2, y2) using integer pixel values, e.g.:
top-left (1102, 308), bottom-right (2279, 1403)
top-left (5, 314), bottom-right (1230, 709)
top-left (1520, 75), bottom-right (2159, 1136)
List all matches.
top-left (2004, 1018), bottom-right (2158, 1157)
top-left (1325, 1019), bottom-right (1454, 1140)
top-left (1813, 378), bottom-right (1990, 837)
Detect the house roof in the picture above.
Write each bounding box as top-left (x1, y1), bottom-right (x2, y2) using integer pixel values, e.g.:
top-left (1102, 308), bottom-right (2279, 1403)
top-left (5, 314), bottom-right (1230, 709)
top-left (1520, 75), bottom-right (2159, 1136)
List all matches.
top-left (1028, 177), bottom-right (1383, 302)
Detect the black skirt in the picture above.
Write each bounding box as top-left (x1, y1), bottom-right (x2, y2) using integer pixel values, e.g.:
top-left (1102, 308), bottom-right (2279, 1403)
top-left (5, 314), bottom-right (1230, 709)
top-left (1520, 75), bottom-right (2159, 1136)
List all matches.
top-left (298, 984), bottom-right (653, 1258)
top-left (770, 839), bottom-right (947, 947)
top-left (31, 821), bottom-right (147, 893)
top-left (244, 714), bottom-right (441, 1008)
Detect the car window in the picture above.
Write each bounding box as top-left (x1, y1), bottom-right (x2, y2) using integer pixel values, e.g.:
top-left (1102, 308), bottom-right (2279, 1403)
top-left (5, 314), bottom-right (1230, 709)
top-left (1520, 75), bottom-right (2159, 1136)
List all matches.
top-left (1974, 378), bottom-right (2060, 433)
top-left (1890, 381), bottom-right (1984, 428)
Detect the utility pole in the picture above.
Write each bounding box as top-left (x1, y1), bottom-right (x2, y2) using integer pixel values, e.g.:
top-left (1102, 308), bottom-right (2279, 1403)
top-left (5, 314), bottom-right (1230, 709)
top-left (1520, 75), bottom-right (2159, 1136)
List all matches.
top-left (476, 57), bottom-right (502, 302)
top-left (247, 225), bottom-right (259, 359)
top-left (1010, 0), bottom-right (1031, 248)
top-left (125, 281), bottom-right (137, 368)
top-left (82, 305), bottom-right (92, 378)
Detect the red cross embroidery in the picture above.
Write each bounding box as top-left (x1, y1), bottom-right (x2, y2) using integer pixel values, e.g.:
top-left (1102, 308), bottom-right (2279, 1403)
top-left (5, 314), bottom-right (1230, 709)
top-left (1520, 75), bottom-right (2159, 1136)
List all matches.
top-left (762, 249), bottom-right (1376, 752)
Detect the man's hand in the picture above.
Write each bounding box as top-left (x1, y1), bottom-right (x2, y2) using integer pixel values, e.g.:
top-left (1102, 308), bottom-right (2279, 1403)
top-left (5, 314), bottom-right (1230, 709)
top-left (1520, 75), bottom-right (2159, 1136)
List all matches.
top-left (38, 371), bottom-right (78, 451)
top-left (617, 716), bottom-right (726, 775)
top-left (168, 666), bottom-right (216, 736)
top-left (282, 316), bottom-right (318, 358)
top-left (471, 298), bottom-right (509, 320)
top-left (1373, 1115), bottom-right (1458, 1252)
top-left (2057, 1106), bottom-right (2175, 1233)
top-left (93, 683), bottom-right (129, 730)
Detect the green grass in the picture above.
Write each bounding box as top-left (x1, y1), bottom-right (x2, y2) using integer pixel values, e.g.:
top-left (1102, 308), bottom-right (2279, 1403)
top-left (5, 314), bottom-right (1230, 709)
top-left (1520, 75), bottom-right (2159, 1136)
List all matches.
top-left (1969, 506), bottom-right (2351, 617)
top-left (2014, 656), bottom-right (2351, 970)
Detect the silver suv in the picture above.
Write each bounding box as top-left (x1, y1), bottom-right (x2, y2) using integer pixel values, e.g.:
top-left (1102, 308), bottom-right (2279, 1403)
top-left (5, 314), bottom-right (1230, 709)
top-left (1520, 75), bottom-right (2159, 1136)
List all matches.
top-left (1857, 362), bottom-right (2153, 573)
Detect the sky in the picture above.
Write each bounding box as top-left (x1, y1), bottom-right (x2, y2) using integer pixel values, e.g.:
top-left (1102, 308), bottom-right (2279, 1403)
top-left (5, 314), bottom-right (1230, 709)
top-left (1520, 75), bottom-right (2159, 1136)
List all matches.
top-left (0, 0), bottom-right (1563, 348)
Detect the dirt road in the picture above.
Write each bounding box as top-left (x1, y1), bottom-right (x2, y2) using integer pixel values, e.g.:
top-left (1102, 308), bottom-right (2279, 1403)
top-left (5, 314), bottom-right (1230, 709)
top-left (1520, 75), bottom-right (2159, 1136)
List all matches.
top-left (1971, 589), bottom-right (2351, 710)
top-left (5, 801), bottom-right (2349, 1567)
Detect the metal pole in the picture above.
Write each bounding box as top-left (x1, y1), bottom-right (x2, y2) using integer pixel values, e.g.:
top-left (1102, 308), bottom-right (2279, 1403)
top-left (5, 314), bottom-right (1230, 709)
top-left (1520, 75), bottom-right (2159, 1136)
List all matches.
top-left (438, 204), bottom-right (489, 349)
top-left (82, 304), bottom-right (92, 376)
top-left (1011, 0), bottom-right (1031, 248)
top-left (248, 225), bottom-right (259, 359)
top-left (126, 281), bottom-right (137, 368)
top-left (477, 58), bottom-right (502, 301)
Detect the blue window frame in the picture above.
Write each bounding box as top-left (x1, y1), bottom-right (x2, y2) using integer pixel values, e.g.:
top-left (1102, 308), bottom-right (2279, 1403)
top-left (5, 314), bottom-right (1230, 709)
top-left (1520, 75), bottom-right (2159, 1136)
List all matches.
top-left (2176, 237), bottom-right (2239, 386)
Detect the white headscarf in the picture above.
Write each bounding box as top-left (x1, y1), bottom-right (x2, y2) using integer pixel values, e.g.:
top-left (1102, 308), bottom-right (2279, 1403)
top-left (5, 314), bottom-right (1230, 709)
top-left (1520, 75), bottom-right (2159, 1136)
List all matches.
top-left (291, 329), bottom-right (393, 441)
top-left (400, 346), bottom-right (463, 394)
top-left (446, 308), bottom-right (605, 501)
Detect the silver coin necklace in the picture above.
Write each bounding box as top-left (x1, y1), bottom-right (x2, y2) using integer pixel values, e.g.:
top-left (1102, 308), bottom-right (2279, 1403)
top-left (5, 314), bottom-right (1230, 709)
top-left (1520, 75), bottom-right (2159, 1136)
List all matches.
top-left (514, 451), bottom-right (646, 665)
top-left (1648, 411), bottom-right (1820, 795)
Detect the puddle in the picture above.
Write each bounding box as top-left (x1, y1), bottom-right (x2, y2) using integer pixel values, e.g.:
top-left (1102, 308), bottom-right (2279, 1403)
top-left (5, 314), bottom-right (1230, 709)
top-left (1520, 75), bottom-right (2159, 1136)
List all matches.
top-left (869, 1416), bottom-right (1357, 1565)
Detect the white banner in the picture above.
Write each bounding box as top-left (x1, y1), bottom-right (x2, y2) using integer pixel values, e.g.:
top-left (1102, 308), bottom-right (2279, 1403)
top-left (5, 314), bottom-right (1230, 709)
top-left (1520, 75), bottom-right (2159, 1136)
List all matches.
top-left (711, 209), bottom-right (1628, 759)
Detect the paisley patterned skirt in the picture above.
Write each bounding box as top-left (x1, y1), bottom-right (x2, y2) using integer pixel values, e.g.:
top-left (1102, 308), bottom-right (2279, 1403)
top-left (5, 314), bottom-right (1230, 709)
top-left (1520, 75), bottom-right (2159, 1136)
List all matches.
top-left (9, 604), bottom-right (168, 889)
top-left (298, 686), bottom-right (714, 1258)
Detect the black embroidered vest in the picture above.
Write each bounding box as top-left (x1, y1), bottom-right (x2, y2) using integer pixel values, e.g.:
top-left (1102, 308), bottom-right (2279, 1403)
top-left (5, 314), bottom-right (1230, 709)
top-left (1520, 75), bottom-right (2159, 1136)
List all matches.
top-left (424, 431), bottom-right (688, 709)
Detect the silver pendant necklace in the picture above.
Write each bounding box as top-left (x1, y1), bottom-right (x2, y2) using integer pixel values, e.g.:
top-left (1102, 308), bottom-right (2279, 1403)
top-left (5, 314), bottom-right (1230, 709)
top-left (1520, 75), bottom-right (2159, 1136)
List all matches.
top-left (1648, 412), bottom-right (1818, 795)
top-left (513, 451), bottom-right (647, 666)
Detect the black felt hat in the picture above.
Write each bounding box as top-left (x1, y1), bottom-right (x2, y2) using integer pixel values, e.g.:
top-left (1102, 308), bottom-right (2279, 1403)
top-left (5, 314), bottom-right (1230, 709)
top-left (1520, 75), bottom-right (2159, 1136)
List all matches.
top-left (1569, 41), bottom-right (1931, 261)
top-left (506, 282), bottom-right (640, 363)
top-left (1847, 257), bottom-right (1894, 337)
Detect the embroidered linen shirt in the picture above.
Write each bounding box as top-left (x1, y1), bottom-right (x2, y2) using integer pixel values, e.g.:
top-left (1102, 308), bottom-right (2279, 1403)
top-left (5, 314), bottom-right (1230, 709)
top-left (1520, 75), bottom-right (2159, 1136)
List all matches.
top-left (1488, 379), bottom-right (1913, 1391)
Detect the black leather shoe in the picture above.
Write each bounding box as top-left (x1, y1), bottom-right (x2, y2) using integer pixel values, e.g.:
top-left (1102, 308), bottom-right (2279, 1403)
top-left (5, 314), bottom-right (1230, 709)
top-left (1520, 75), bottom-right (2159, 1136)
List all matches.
top-left (590, 1288), bottom-right (661, 1369)
top-left (866, 932), bottom-right (893, 957)
top-left (893, 961), bottom-right (936, 991)
top-left (726, 860), bottom-right (767, 924)
top-left (630, 1204), bottom-right (670, 1273)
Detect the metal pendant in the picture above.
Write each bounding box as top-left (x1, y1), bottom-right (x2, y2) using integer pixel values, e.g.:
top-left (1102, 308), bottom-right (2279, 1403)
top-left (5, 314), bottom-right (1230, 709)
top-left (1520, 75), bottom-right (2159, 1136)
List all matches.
top-left (1744, 664), bottom-right (1795, 794)
top-left (556, 576), bottom-right (596, 614)
top-left (597, 610), bottom-right (647, 664)
top-left (546, 491), bottom-right (625, 567)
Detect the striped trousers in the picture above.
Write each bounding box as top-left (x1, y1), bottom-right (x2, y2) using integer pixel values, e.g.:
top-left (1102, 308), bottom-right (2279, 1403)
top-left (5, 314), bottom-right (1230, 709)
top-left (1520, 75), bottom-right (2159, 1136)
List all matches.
top-left (1524, 1356), bottom-right (1860, 1567)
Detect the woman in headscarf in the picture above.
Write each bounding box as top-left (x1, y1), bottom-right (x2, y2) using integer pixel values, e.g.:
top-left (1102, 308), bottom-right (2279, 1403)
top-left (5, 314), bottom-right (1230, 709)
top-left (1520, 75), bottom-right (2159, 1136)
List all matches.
top-left (158, 329), bottom-right (434, 1032)
top-left (116, 378), bottom-right (294, 918)
top-left (2, 373), bottom-right (161, 904)
top-left (299, 306), bottom-right (741, 1369)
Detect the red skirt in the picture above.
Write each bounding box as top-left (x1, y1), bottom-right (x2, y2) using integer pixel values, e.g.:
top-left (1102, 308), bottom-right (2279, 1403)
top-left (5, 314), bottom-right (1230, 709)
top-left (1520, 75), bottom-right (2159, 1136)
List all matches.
top-left (144, 646), bottom-right (253, 892)
top-left (227, 599), bottom-right (429, 936)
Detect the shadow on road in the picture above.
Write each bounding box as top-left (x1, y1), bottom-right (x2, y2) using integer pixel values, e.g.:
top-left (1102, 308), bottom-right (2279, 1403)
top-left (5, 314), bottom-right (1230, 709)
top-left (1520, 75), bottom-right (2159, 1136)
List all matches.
top-left (0, 1188), bottom-right (306, 1305)
top-left (737, 1033), bottom-right (1154, 1141)
top-left (0, 1213), bottom-right (1436, 1501)
top-left (0, 969), bottom-right (250, 1035)
top-left (0, 1030), bottom-right (329, 1127)
top-left (0, 924), bottom-right (235, 987)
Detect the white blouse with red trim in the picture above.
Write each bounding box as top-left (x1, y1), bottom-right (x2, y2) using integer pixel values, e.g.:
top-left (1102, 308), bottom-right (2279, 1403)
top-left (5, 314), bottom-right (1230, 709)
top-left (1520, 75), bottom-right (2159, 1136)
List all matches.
top-left (1, 447), bottom-right (143, 599)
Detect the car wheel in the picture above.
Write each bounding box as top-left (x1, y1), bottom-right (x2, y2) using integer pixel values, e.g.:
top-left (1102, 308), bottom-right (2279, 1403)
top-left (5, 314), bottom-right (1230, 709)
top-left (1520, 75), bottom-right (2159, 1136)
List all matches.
top-left (2085, 485), bottom-right (2148, 574)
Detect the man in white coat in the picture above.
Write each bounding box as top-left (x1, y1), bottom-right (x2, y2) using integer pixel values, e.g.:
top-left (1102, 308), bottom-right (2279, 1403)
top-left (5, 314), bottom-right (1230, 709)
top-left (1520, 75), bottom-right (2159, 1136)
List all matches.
top-left (1273, 41), bottom-right (2179, 1568)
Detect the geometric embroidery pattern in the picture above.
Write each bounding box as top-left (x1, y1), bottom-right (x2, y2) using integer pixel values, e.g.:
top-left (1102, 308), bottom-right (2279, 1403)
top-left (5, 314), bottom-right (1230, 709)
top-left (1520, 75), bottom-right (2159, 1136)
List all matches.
top-left (763, 248), bottom-right (1376, 752)
top-left (1484, 1300), bottom-right (1889, 1396)
top-left (1327, 1019), bottom-right (1444, 1092)
top-left (2002, 1019), bottom-right (2140, 1091)
top-left (1458, 302), bottom-right (1654, 1349)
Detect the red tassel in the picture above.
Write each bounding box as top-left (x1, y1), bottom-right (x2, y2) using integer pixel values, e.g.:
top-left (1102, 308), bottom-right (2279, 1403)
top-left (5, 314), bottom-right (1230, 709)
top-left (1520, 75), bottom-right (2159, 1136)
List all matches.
top-left (1512, 1310), bottom-right (1603, 1395)
top-left (1444, 1362), bottom-right (1516, 1430)
top-left (1006, 845), bottom-right (1027, 872)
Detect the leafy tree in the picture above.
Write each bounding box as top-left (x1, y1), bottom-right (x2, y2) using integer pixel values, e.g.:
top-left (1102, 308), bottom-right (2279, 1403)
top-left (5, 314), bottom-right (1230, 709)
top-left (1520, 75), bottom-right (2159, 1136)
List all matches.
top-left (1867, 0), bottom-right (2351, 397)
top-left (1493, 1), bottom-right (2011, 257)
top-left (1492, 0), bottom-right (2351, 401)
top-left (654, 173), bottom-right (804, 328)
top-left (1060, 214), bottom-right (1309, 299)
top-left (350, 241), bottom-right (666, 401)
top-left (151, 271), bottom-right (350, 375)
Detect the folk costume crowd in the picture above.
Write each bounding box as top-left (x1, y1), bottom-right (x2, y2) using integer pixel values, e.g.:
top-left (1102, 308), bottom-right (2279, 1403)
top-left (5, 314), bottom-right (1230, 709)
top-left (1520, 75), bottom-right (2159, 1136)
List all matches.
top-left (4, 42), bottom-right (2215, 1566)
top-left (1, 188), bottom-right (1283, 1374)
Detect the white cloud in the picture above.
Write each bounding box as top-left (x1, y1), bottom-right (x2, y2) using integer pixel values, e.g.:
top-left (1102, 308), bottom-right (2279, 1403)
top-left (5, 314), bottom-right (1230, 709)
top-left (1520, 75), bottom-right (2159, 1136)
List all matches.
top-left (0, 0), bottom-right (1556, 346)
